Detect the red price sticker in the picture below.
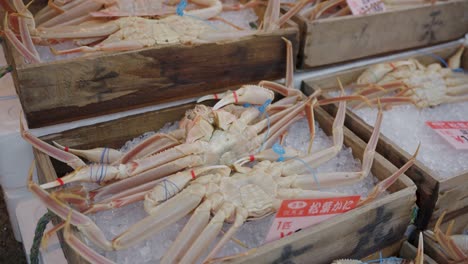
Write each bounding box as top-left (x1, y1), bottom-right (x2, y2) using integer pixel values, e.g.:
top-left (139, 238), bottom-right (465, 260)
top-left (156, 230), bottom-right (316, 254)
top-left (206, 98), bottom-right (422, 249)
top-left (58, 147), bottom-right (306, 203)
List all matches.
top-left (426, 121), bottom-right (468, 150)
top-left (264, 196), bottom-right (360, 243)
top-left (346, 0), bottom-right (386, 15)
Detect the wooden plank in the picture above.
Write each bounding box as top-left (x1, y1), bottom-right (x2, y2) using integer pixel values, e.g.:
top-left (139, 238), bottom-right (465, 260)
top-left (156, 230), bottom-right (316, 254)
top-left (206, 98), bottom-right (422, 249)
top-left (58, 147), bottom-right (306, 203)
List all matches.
top-left (301, 43), bottom-right (468, 230)
top-left (33, 101), bottom-right (415, 264)
top-left (300, 0), bottom-right (468, 68)
top-left (9, 26), bottom-right (299, 128)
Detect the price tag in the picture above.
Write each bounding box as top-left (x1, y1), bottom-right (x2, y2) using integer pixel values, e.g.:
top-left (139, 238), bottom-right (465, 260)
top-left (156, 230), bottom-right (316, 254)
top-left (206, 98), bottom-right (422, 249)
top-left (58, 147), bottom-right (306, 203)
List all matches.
top-left (426, 121), bottom-right (468, 150)
top-left (346, 0), bottom-right (386, 15)
top-left (264, 196), bottom-right (360, 243)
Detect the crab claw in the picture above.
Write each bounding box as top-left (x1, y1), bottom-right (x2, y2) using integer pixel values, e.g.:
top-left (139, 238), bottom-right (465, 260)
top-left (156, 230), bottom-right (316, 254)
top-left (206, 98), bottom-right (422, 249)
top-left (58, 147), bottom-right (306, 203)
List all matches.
top-left (213, 85), bottom-right (275, 110)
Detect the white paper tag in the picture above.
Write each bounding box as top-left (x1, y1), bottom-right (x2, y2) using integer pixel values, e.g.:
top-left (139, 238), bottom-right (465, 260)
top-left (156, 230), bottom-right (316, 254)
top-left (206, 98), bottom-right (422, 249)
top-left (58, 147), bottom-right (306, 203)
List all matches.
top-left (347, 0), bottom-right (386, 15)
top-left (426, 121), bottom-right (468, 150)
top-left (264, 196), bottom-right (360, 243)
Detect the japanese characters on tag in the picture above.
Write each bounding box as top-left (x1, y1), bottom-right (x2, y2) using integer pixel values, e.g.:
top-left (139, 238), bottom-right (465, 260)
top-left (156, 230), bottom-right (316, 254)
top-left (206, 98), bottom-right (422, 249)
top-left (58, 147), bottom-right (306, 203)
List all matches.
top-left (347, 0), bottom-right (386, 15)
top-left (426, 121), bottom-right (468, 150)
top-left (265, 196), bottom-right (360, 243)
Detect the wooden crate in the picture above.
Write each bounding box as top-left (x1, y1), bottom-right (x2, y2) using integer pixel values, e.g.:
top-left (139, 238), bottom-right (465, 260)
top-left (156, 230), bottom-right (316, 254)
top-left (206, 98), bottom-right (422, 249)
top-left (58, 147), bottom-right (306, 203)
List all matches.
top-left (302, 43), bottom-right (468, 231)
top-left (33, 102), bottom-right (416, 264)
top-left (288, 0), bottom-right (468, 69)
top-left (3, 1), bottom-right (300, 128)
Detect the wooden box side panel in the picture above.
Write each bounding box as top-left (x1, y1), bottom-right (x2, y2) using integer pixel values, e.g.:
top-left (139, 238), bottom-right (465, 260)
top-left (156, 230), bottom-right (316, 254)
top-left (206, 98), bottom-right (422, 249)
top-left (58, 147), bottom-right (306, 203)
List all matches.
top-left (302, 0), bottom-right (468, 68)
top-left (16, 29), bottom-right (298, 128)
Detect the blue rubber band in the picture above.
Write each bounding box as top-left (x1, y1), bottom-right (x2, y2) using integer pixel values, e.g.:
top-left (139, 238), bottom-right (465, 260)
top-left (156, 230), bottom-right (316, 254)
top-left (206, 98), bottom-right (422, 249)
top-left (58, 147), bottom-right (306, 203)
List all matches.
top-left (364, 256), bottom-right (403, 263)
top-left (292, 157), bottom-right (321, 189)
top-left (176, 0), bottom-right (187, 16)
top-left (415, 50), bottom-right (449, 68)
top-left (157, 179), bottom-right (180, 201)
top-left (258, 99), bottom-right (272, 114)
top-left (272, 143), bottom-right (285, 162)
top-left (0, 95), bottom-right (17, 100)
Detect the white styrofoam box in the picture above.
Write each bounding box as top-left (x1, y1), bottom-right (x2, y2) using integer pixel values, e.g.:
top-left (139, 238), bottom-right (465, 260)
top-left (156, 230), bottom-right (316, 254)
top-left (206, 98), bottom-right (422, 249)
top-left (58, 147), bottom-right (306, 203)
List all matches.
top-left (0, 132), bottom-right (35, 189)
top-left (16, 198), bottom-right (67, 264)
top-left (3, 186), bottom-right (33, 241)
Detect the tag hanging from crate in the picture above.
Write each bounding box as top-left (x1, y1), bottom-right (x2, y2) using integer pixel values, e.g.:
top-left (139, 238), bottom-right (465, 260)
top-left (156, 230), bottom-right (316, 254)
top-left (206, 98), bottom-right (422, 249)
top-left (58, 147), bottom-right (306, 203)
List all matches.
top-left (346, 0), bottom-right (386, 15)
top-left (426, 121), bottom-right (468, 150)
top-left (264, 195), bottom-right (360, 243)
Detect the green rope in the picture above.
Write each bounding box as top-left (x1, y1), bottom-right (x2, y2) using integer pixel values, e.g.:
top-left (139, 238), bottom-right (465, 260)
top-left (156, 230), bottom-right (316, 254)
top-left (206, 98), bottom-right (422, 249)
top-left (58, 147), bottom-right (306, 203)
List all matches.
top-left (30, 211), bottom-right (56, 264)
top-left (410, 206), bottom-right (419, 224)
top-left (0, 65), bottom-right (13, 78)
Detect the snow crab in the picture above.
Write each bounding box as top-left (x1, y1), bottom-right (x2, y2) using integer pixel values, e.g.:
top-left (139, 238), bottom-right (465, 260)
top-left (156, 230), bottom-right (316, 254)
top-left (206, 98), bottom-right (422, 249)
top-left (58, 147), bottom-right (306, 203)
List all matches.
top-left (329, 46), bottom-right (468, 109)
top-left (2, 0), bottom-right (302, 62)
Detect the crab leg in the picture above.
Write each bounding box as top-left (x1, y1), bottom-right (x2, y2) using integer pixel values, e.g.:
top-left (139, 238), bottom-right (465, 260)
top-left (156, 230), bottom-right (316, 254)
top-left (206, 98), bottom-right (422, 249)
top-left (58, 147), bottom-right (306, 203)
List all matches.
top-left (53, 141), bottom-right (123, 164)
top-left (203, 207), bottom-right (248, 262)
top-left (262, 0), bottom-right (280, 31)
top-left (37, 20), bottom-right (119, 39)
top-left (63, 211), bottom-right (116, 264)
top-left (358, 144), bottom-right (419, 206)
top-left (116, 131), bottom-right (182, 164)
top-left (161, 193), bottom-right (224, 264)
top-left (35, 0), bottom-right (88, 25)
top-left (279, 0), bottom-right (314, 26)
top-left (180, 203), bottom-right (236, 263)
top-left (282, 94), bottom-right (347, 173)
top-left (39, 0), bottom-right (103, 28)
top-left (21, 117), bottom-right (86, 169)
top-left (290, 107), bottom-right (383, 189)
top-left (4, 14), bottom-right (41, 63)
top-left (113, 184), bottom-right (206, 249)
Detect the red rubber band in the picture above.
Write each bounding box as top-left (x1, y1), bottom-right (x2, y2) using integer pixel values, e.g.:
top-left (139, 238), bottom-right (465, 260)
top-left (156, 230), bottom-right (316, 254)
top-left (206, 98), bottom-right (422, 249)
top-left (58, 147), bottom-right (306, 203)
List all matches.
top-left (249, 155), bottom-right (255, 162)
top-left (57, 178), bottom-right (64, 186)
top-left (233, 91), bottom-right (238, 103)
top-left (191, 170), bottom-right (196, 179)
top-left (64, 146), bottom-right (69, 152)
top-left (214, 94), bottom-right (218, 100)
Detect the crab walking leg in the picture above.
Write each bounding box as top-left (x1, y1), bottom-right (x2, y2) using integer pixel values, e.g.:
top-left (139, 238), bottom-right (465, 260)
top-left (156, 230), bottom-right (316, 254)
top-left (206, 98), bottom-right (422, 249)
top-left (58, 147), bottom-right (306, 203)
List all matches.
top-left (29, 177), bottom-right (113, 250)
top-left (21, 118), bottom-right (86, 169)
top-left (63, 212), bottom-right (116, 264)
top-left (53, 142), bottom-right (123, 164)
top-left (282, 95), bottom-right (347, 173)
top-left (279, 0), bottom-right (314, 26)
top-left (203, 207), bottom-right (248, 263)
top-left (52, 40), bottom-right (146, 55)
top-left (358, 144), bottom-right (419, 206)
top-left (35, 0), bottom-right (88, 25)
top-left (415, 233), bottom-right (424, 264)
top-left (161, 193), bottom-right (224, 264)
top-left (290, 107), bottom-right (383, 189)
top-left (262, 0), bottom-right (280, 31)
top-left (179, 203), bottom-right (236, 263)
top-left (116, 132), bottom-right (182, 164)
top-left (39, 0), bottom-right (103, 28)
top-left (4, 15), bottom-right (41, 64)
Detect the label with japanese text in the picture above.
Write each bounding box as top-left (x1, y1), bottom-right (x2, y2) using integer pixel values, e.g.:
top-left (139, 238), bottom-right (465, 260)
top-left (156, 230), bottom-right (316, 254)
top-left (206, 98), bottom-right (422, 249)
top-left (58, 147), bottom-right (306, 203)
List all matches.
top-left (264, 196), bottom-right (361, 243)
top-left (346, 0), bottom-right (386, 15)
top-left (426, 121), bottom-right (468, 150)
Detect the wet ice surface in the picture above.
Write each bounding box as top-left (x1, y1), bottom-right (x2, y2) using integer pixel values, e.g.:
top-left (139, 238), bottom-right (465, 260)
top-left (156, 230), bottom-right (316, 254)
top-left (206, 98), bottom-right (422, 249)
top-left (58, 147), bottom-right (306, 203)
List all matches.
top-left (86, 115), bottom-right (383, 264)
top-left (350, 101), bottom-right (468, 180)
top-left (34, 0), bottom-right (258, 63)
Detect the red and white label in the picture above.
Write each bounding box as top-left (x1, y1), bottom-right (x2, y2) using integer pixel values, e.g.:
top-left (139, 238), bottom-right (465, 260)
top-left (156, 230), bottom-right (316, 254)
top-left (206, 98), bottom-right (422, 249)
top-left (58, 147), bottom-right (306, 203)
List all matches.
top-left (264, 196), bottom-right (360, 243)
top-left (347, 0), bottom-right (386, 15)
top-left (426, 121), bottom-right (468, 150)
